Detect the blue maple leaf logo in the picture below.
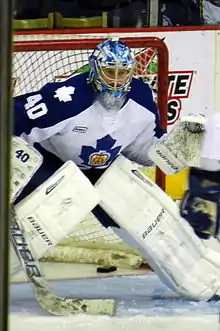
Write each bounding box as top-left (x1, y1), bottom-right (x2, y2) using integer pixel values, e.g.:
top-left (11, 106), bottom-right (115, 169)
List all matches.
top-left (79, 135), bottom-right (122, 168)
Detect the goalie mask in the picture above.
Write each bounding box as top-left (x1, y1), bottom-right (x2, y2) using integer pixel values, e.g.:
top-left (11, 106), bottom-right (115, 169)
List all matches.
top-left (88, 38), bottom-right (134, 111)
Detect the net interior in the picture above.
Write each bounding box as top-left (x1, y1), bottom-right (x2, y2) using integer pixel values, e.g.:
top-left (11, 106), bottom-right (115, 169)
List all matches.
top-left (13, 36), bottom-right (168, 268)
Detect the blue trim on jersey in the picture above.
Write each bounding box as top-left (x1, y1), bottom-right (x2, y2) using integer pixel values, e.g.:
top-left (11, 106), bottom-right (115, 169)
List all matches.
top-left (13, 72), bottom-right (165, 142)
top-left (128, 78), bottom-right (165, 138)
top-left (14, 72), bottom-right (95, 136)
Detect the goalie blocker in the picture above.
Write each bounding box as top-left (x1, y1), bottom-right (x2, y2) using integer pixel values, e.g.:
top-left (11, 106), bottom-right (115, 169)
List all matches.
top-left (95, 155), bottom-right (220, 301)
top-left (148, 113), bottom-right (206, 175)
top-left (148, 112), bottom-right (220, 175)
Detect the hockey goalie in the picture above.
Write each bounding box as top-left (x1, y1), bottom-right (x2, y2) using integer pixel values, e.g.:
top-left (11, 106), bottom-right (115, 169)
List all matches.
top-left (10, 37), bottom-right (220, 316)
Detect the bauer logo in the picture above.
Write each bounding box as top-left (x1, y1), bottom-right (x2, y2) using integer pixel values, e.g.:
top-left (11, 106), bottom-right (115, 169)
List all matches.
top-left (10, 217), bottom-right (42, 278)
top-left (155, 150), bottom-right (180, 172)
top-left (28, 216), bottom-right (53, 247)
top-left (131, 169), bottom-right (153, 187)
top-left (45, 175), bottom-right (65, 195)
top-left (142, 209), bottom-right (165, 239)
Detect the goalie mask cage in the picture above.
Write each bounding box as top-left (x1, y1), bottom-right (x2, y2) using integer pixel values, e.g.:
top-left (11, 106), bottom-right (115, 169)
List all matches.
top-left (13, 31), bottom-right (168, 269)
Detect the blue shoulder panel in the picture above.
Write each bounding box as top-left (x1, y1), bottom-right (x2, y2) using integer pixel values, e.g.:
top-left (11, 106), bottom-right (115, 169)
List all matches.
top-left (14, 72), bottom-right (95, 136)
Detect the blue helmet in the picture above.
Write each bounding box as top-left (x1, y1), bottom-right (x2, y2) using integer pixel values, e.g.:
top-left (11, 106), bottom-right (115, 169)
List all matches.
top-left (88, 38), bottom-right (134, 111)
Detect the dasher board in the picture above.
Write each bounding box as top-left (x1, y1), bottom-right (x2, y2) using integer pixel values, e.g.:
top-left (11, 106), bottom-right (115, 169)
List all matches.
top-left (10, 262), bottom-right (152, 283)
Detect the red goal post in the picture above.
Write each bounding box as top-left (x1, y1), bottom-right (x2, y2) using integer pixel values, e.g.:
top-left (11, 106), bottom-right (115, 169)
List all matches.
top-left (13, 32), bottom-right (169, 269)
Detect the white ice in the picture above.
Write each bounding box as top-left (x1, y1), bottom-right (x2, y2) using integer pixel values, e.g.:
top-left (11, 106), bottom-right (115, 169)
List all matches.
top-left (10, 273), bottom-right (220, 331)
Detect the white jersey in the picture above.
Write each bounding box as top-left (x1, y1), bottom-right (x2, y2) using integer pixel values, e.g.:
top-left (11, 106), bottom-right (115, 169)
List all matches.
top-left (14, 72), bottom-right (165, 170)
top-left (200, 112), bottom-right (220, 171)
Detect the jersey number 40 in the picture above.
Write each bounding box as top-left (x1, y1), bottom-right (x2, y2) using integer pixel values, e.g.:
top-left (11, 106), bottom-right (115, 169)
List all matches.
top-left (24, 94), bottom-right (48, 120)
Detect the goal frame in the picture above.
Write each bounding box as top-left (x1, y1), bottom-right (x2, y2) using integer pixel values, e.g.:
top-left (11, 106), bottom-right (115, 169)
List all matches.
top-left (14, 35), bottom-right (169, 190)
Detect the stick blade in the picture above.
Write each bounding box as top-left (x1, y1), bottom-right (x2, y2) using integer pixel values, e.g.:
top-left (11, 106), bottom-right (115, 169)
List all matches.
top-left (36, 288), bottom-right (117, 315)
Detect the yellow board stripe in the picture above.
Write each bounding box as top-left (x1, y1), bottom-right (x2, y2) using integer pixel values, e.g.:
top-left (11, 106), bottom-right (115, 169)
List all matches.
top-left (141, 167), bottom-right (189, 200)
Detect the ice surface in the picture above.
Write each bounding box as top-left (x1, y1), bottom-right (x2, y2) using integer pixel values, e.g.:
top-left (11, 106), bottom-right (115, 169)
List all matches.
top-left (10, 273), bottom-right (220, 331)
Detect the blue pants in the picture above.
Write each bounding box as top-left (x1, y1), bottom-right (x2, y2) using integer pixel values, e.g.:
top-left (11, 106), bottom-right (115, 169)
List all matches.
top-left (15, 144), bottom-right (118, 229)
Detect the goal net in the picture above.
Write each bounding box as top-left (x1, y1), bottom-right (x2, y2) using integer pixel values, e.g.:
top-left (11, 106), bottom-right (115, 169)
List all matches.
top-left (13, 32), bottom-right (168, 270)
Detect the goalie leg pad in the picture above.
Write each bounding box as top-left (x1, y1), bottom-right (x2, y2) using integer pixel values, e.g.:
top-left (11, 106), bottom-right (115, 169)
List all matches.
top-left (14, 161), bottom-right (100, 261)
top-left (95, 155), bottom-right (220, 301)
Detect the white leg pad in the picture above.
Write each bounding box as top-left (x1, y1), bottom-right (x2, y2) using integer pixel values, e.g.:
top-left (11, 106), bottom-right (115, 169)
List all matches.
top-left (14, 161), bottom-right (100, 260)
top-left (95, 155), bottom-right (220, 301)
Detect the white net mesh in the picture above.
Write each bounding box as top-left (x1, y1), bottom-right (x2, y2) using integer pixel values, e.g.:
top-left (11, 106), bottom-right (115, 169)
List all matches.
top-left (13, 46), bottom-right (158, 96)
top-left (13, 34), bottom-right (167, 268)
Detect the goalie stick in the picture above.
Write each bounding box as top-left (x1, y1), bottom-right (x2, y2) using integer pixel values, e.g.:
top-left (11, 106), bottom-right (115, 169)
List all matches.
top-left (10, 138), bottom-right (116, 316)
top-left (10, 205), bottom-right (116, 316)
